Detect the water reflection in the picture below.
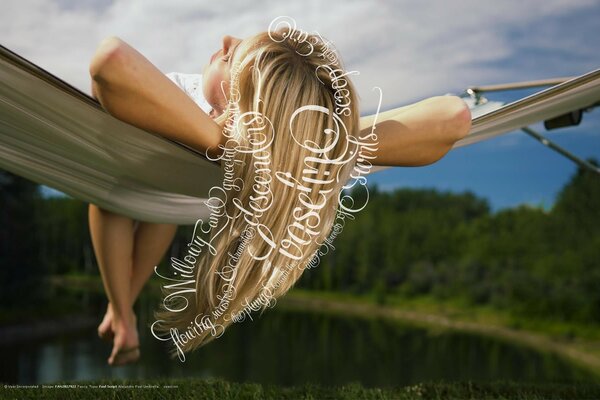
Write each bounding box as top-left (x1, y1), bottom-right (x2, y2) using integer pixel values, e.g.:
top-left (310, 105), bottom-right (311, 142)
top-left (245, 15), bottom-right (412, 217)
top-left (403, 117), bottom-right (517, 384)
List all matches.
top-left (1, 305), bottom-right (596, 386)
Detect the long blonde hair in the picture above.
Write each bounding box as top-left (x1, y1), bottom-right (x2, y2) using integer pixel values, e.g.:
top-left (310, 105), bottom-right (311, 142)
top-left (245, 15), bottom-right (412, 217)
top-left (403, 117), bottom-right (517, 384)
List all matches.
top-left (153, 28), bottom-right (361, 358)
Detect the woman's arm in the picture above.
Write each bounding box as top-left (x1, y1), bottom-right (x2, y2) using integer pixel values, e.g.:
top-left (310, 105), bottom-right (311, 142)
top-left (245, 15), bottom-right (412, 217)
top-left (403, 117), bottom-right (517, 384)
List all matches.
top-left (359, 96), bottom-right (472, 167)
top-left (89, 36), bottom-right (223, 158)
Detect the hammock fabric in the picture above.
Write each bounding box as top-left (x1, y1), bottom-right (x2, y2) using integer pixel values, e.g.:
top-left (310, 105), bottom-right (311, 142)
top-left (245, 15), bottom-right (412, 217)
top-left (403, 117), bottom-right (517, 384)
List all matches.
top-left (1, 44), bottom-right (599, 224)
top-left (0, 44), bottom-right (222, 224)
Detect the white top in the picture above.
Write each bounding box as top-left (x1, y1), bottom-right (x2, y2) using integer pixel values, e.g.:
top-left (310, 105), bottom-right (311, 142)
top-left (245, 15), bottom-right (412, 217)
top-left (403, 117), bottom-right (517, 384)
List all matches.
top-left (165, 72), bottom-right (212, 114)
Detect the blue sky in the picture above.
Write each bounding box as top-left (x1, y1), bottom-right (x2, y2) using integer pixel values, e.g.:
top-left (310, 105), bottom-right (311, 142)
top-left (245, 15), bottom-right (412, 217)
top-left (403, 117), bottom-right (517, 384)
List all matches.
top-left (369, 90), bottom-right (600, 213)
top-left (1, 0), bottom-right (599, 213)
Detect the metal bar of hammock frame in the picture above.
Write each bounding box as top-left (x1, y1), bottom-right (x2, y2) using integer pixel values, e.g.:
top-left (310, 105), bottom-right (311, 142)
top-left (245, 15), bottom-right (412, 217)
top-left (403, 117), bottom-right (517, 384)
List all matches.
top-left (464, 77), bottom-right (600, 176)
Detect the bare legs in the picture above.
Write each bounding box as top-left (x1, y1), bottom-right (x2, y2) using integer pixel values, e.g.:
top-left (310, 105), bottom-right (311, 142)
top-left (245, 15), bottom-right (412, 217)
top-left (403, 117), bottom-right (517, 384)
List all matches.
top-left (88, 203), bottom-right (177, 365)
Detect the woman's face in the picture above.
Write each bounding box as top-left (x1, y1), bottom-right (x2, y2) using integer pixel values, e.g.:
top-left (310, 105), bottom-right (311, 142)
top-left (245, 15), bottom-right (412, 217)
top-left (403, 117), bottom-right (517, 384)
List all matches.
top-left (202, 35), bottom-right (243, 116)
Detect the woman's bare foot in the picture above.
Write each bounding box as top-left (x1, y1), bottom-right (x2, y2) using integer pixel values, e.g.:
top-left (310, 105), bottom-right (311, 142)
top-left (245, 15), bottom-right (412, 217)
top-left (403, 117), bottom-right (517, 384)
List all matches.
top-left (97, 303), bottom-right (114, 342)
top-left (108, 311), bottom-right (140, 366)
top-left (98, 303), bottom-right (138, 344)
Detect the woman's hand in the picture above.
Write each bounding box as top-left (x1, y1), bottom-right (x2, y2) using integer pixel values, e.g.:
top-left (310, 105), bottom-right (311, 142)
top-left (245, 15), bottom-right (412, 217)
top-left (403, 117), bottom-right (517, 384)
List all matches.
top-left (360, 96), bottom-right (472, 167)
top-left (89, 36), bottom-right (224, 159)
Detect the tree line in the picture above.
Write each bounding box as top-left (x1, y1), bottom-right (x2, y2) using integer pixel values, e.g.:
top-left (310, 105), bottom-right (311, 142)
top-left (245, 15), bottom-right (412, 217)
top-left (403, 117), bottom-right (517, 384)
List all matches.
top-left (299, 158), bottom-right (600, 325)
top-left (0, 158), bottom-right (598, 324)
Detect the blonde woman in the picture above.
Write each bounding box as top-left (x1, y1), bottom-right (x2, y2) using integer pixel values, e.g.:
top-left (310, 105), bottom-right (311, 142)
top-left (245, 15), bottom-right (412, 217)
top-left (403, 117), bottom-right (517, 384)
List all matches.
top-left (89, 28), bottom-right (471, 366)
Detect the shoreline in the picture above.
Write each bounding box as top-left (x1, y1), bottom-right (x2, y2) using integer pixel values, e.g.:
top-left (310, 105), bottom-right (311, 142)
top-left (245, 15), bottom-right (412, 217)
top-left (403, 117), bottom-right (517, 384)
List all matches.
top-left (279, 290), bottom-right (600, 378)
top-left (0, 314), bottom-right (96, 344)
top-left (9, 275), bottom-right (600, 377)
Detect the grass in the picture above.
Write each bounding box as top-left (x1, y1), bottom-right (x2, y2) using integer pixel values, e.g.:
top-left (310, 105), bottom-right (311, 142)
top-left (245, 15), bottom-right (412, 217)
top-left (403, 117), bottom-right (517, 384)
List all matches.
top-left (284, 288), bottom-right (600, 345)
top-left (2, 378), bottom-right (600, 400)
top-left (385, 293), bottom-right (600, 342)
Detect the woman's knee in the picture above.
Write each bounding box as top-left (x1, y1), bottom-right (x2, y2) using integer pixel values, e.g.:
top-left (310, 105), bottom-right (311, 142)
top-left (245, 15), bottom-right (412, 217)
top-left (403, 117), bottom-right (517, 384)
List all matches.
top-left (89, 203), bottom-right (133, 222)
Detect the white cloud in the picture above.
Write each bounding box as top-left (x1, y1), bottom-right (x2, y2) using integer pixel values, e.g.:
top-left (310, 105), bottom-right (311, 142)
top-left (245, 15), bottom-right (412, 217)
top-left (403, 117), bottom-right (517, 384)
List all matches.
top-left (1, 0), bottom-right (598, 114)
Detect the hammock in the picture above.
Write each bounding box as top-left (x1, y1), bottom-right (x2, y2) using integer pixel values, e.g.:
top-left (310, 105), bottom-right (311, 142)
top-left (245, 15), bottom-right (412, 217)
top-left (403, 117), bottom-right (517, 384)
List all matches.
top-left (1, 44), bottom-right (599, 224)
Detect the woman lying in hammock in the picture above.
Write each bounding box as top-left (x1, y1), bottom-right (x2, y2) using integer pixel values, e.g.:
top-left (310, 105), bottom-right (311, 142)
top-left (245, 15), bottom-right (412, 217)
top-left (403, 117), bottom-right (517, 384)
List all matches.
top-left (88, 26), bottom-right (471, 366)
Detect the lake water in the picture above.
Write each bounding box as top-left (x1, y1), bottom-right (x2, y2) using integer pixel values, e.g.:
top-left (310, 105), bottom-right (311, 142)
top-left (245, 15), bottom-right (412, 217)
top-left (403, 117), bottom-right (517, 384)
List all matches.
top-left (1, 298), bottom-right (597, 387)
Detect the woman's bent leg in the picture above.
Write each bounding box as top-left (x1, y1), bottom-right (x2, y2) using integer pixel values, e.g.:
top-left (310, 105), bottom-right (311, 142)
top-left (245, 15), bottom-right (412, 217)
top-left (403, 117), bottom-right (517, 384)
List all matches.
top-left (98, 222), bottom-right (177, 342)
top-left (130, 222), bottom-right (178, 301)
top-left (88, 203), bottom-right (139, 365)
